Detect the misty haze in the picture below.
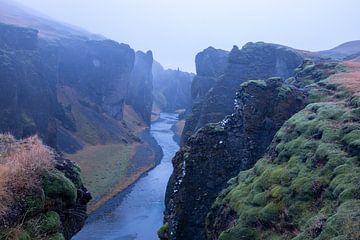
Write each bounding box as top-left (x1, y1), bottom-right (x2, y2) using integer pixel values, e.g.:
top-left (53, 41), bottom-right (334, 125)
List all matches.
top-left (0, 0), bottom-right (359, 240)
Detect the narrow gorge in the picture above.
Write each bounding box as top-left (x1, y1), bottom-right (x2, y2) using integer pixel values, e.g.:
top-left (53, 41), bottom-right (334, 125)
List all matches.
top-left (0, 1), bottom-right (359, 240)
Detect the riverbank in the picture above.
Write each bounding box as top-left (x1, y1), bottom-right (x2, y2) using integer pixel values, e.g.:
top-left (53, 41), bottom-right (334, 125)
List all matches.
top-left (73, 113), bottom-right (180, 240)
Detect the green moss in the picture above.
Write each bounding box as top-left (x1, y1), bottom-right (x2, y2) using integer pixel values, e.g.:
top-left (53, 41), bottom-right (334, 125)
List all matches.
top-left (40, 211), bottom-right (61, 233)
top-left (25, 211), bottom-right (61, 237)
top-left (259, 202), bottom-right (284, 224)
top-left (25, 188), bottom-right (45, 213)
top-left (48, 233), bottom-right (66, 240)
top-left (219, 225), bottom-right (259, 240)
top-left (157, 223), bottom-right (169, 239)
top-left (42, 170), bottom-right (77, 206)
top-left (240, 80), bottom-right (267, 88)
top-left (252, 191), bottom-right (268, 206)
top-left (318, 200), bottom-right (360, 240)
top-left (212, 100), bottom-right (360, 239)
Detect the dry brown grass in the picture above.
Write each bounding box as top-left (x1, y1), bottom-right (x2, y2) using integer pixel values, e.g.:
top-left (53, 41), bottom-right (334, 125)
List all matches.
top-left (330, 61), bottom-right (360, 96)
top-left (0, 135), bottom-right (54, 216)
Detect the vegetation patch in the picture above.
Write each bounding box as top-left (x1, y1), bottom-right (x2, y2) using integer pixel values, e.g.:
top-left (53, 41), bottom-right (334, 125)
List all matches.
top-left (65, 143), bottom-right (133, 203)
top-left (213, 100), bottom-right (360, 239)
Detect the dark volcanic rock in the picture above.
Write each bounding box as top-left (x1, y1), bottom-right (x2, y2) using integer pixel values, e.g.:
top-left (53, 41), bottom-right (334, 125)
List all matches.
top-left (164, 78), bottom-right (307, 240)
top-left (0, 24), bottom-right (59, 147)
top-left (181, 47), bottom-right (229, 144)
top-left (55, 38), bottom-right (135, 121)
top-left (181, 42), bottom-right (303, 144)
top-left (53, 156), bottom-right (92, 239)
top-left (152, 61), bottom-right (194, 112)
top-left (127, 50), bottom-right (154, 125)
top-left (0, 22), bottom-right (145, 151)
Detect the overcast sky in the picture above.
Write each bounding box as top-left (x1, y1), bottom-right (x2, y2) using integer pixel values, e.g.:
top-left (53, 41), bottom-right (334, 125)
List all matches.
top-left (14, 0), bottom-right (360, 72)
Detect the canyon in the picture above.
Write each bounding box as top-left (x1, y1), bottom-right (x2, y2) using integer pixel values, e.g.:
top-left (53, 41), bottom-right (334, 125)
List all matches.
top-left (0, 1), bottom-right (360, 240)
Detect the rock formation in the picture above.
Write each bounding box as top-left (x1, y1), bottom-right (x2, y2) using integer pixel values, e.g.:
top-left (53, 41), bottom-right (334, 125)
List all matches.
top-left (127, 51), bottom-right (154, 125)
top-left (181, 47), bottom-right (229, 144)
top-left (152, 61), bottom-right (194, 112)
top-left (181, 42), bottom-right (303, 144)
top-left (163, 78), bottom-right (307, 240)
top-left (206, 60), bottom-right (360, 240)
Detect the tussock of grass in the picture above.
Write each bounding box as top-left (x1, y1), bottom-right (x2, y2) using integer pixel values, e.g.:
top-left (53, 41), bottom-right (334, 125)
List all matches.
top-left (0, 135), bottom-right (54, 217)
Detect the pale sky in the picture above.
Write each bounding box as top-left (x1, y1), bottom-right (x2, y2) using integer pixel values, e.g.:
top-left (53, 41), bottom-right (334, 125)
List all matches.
top-left (13, 0), bottom-right (360, 72)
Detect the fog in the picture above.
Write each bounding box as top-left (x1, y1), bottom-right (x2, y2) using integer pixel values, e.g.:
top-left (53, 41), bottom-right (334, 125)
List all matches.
top-left (13, 0), bottom-right (360, 72)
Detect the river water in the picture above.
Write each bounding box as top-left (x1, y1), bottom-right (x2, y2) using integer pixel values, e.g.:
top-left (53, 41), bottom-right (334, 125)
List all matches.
top-left (73, 113), bottom-right (179, 240)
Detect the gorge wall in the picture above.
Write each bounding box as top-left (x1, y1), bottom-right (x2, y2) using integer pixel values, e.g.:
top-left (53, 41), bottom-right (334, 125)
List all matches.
top-left (206, 60), bottom-right (360, 240)
top-left (152, 61), bottom-right (194, 113)
top-left (181, 43), bottom-right (303, 144)
top-left (162, 40), bottom-right (360, 240)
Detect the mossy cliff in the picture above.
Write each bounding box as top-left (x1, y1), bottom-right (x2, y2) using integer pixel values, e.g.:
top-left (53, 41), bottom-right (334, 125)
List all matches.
top-left (163, 78), bottom-right (307, 240)
top-left (0, 136), bottom-right (91, 240)
top-left (205, 60), bottom-right (360, 239)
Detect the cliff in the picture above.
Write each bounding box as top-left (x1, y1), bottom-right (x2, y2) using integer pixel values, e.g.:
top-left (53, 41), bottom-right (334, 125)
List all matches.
top-left (206, 59), bottom-right (360, 239)
top-left (0, 23), bottom-right (59, 147)
top-left (152, 61), bottom-right (194, 113)
top-left (0, 19), bottom-right (157, 213)
top-left (163, 78), bottom-right (307, 240)
top-left (181, 42), bottom-right (303, 144)
top-left (0, 134), bottom-right (91, 240)
top-left (127, 51), bottom-right (154, 125)
top-left (181, 47), bottom-right (229, 144)
top-left (162, 44), bottom-right (360, 240)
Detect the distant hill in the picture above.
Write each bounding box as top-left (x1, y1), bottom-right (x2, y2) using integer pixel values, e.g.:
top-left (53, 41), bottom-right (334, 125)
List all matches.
top-left (318, 40), bottom-right (360, 59)
top-left (0, 0), bottom-right (103, 39)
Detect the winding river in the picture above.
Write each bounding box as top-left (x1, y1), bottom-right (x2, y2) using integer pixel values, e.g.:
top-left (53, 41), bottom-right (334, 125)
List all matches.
top-left (73, 113), bottom-right (179, 240)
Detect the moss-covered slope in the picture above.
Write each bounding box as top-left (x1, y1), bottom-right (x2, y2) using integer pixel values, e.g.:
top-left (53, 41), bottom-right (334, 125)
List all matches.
top-left (206, 60), bottom-right (360, 240)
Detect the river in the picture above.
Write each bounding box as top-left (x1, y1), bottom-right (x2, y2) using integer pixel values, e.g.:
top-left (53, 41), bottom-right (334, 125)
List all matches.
top-left (73, 112), bottom-right (179, 240)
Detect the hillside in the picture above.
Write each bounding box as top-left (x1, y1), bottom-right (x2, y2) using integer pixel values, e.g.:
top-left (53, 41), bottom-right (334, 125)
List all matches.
top-left (318, 40), bottom-right (360, 60)
top-left (0, 0), bottom-right (102, 39)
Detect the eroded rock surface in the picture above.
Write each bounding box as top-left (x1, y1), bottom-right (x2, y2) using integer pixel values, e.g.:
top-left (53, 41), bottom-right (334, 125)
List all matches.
top-left (164, 78), bottom-right (307, 240)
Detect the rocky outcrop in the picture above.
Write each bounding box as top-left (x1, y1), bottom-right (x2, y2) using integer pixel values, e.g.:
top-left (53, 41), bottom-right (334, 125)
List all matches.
top-left (163, 78), bottom-right (307, 240)
top-left (127, 51), bottom-right (154, 125)
top-left (182, 42), bottom-right (303, 144)
top-left (152, 61), bottom-right (194, 112)
top-left (181, 47), bottom-right (229, 144)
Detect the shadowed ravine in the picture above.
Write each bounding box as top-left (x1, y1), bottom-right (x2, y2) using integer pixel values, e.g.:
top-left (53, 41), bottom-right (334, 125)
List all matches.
top-left (73, 113), bottom-right (179, 240)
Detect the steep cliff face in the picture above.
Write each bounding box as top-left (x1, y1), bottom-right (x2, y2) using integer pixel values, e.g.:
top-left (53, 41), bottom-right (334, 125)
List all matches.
top-left (0, 134), bottom-right (91, 240)
top-left (0, 22), bottom-right (147, 151)
top-left (0, 23), bottom-right (59, 147)
top-left (0, 21), bottom-right (158, 212)
top-left (181, 47), bottom-right (229, 144)
top-left (127, 51), bottom-right (154, 125)
top-left (206, 60), bottom-right (360, 240)
top-left (152, 61), bottom-right (194, 112)
top-left (182, 42), bottom-right (303, 144)
top-left (163, 78), bottom-right (307, 240)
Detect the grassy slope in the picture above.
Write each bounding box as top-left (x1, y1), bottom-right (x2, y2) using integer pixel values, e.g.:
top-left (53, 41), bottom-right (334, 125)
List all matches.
top-left (211, 60), bottom-right (360, 240)
top-left (65, 144), bottom-right (132, 203)
top-left (65, 104), bottom-right (157, 211)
